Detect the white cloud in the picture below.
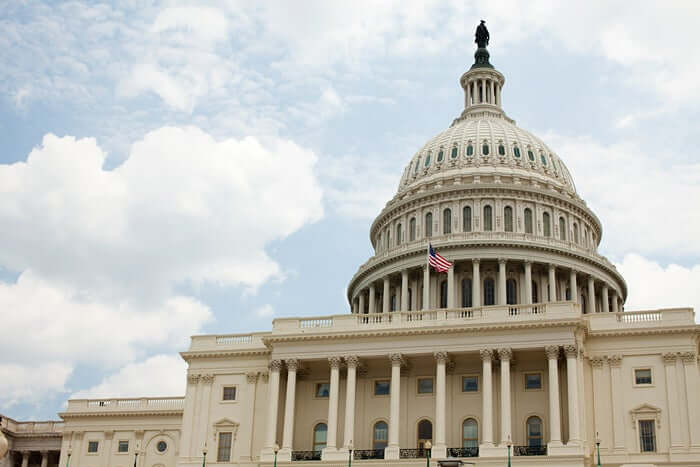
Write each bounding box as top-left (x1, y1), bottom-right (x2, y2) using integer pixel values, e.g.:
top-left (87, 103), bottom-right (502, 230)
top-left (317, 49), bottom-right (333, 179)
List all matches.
top-left (72, 354), bottom-right (187, 399)
top-left (151, 6), bottom-right (229, 44)
top-left (0, 363), bottom-right (72, 407)
top-left (255, 304), bottom-right (275, 317)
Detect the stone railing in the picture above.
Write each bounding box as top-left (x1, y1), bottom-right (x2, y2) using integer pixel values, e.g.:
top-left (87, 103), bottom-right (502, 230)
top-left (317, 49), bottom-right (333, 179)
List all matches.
top-left (586, 308), bottom-right (696, 332)
top-left (64, 397), bottom-right (184, 413)
top-left (1, 418), bottom-right (64, 434)
top-left (189, 332), bottom-right (269, 351)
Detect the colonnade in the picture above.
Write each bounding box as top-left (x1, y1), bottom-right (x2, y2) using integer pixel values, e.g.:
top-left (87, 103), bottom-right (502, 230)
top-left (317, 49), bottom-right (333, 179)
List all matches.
top-left (9, 450), bottom-right (57, 467)
top-left (465, 78), bottom-right (501, 108)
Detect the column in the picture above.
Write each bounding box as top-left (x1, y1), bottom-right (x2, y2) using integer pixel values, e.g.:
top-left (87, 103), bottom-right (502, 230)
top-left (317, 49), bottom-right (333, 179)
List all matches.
top-left (352, 298), bottom-right (358, 314)
top-left (102, 433), bottom-right (113, 467)
top-left (611, 292), bottom-right (619, 313)
top-left (323, 357), bottom-right (342, 456)
top-left (548, 265), bottom-right (557, 302)
top-left (496, 84), bottom-right (501, 106)
top-left (564, 346), bottom-right (581, 444)
top-left (411, 277), bottom-right (419, 310)
top-left (472, 260), bottom-right (481, 306)
top-left (663, 353), bottom-right (683, 448)
top-left (524, 261), bottom-right (532, 304)
top-left (358, 291), bottom-right (365, 314)
top-left (196, 374), bottom-right (214, 452)
top-left (490, 80), bottom-right (495, 105)
top-left (589, 357), bottom-right (610, 450)
top-left (401, 270), bottom-right (409, 311)
top-left (569, 270), bottom-right (578, 304)
top-left (386, 353), bottom-right (403, 459)
top-left (343, 357), bottom-right (359, 449)
top-left (498, 259), bottom-right (507, 305)
top-left (447, 265), bottom-right (455, 308)
top-left (480, 350), bottom-right (494, 447)
top-left (587, 276), bottom-right (595, 314)
top-left (423, 264), bottom-right (430, 310)
top-left (498, 348), bottom-right (513, 445)
top-left (481, 80), bottom-right (485, 104)
top-left (40, 451), bottom-right (49, 467)
top-left (383, 278), bottom-right (390, 313)
top-left (264, 361), bottom-right (282, 453)
top-left (21, 452), bottom-right (29, 467)
top-left (601, 285), bottom-right (609, 313)
top-left (608, 355), bottom-right (624, 450)
top-left (545, 346), bottom-right (562, 446)
top-left (280, 359), bottom-right (299, 457)
top-left (433, 352), bottom-right (448, 458)
top-left (369, 284), bottom-right (376, 314)
top-left (681, 352), bottom-right (700, 447)
top-left (466, 80), bottom-right (471, 108)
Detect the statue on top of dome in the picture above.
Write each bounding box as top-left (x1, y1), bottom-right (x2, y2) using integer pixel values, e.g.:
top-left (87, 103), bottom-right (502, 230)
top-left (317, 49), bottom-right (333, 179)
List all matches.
top-left (475, 20), bottom-right (489, 48)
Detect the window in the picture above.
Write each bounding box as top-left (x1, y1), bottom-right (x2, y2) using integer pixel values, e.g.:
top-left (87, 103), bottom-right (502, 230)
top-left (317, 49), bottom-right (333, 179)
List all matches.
top-left (498, 144), bottom-right (505, 155)
top-left (532, 281), bottom-right (538, 303)
top-left (408, 288), bottom-right (413, 310)
top-left (540, 153), bottom-right (547, 166)
top-left (573, 223), bottom-right (579, 244)
top-left (417, 420), bottom-right (433, 449)
top-left (504, 206), bottom-right (513, 232)
top-left (315, 382), bottom-right (330, 398)
top-left (484, 278), bottom-right (495, 306)
top-left (373, 421), bottom-right (388, 450)
top-left (526, 417), bottom-right (543, 447)
top-left (483, 205), bottom-right (493, 231)
top-left (425, 212), bottom-right (433, 238)
top-left (414, 157), bottom-right (421, 173)
top-left (217, 433), bottom-right (232, 462)
top-left (222, 386), bottom-right (237, 401)
top-left (461, 279), bottom-right (472, 307)
top-left (482, 144), bottom-right (489, 155)
top-left (437, 150), bottom-right (444, 162)
top-left (466, 145), bottom-right (473, 156)
top-left (463, 206), bottom-right (472, 232)
top-left (635, 369), bottom-right (652, 385)
top-left (87, 441), bottom-right (99, 453)
top-left (443, 208), bottom-right (451, 234)
top-left (639, 420), bottom-right (656, 452)
top-left (452, 146), bottom-right (459, 158)
top-left (528, 149), bottom-right (535, 161)
top-left (462, 376), bottom-right (478, 392)
top-left (396, 223), bottom-right (402, 245)
top-left (409, 217), bottom-right (416, 241)
top-left (418, 378), bottom-right (434, 394)
top-left (313, 423), bottom-right (328, 452)
top-left (513, 146), bottom-right (521, 158)
top-left (525, 373), bottom-right (542, 390)
top-left (543, 212), bottom-right (551, 237)
top-left (156, 441), bottom-right (167, 453)
top-left (424, 154), bottom-right (431, 167)
top-left (375, 380), bottom-right (390, 396)
top-left (386, 229), bottom-right (391, 248)
top-left (440, 280), bottom-right (448, 309)
top-left (117, 441), bottom-right (129, 453)
top-left (559, 217), bottom-right (567, 240)
top-left (462, 419), bottom-right (478, 448)
top-left (524, 208), bottom-right (533, 234)
top-left (506, 279), bottom-right (517, 305)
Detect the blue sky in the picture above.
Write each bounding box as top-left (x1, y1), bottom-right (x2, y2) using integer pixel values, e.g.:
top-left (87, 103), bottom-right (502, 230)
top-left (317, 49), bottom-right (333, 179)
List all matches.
top-left (1, 1), bottom-right (699, 420)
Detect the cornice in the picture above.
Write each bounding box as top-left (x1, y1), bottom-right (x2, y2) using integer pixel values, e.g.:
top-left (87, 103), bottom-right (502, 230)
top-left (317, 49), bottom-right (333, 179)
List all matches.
top-left (587, 325), bottom-right (700, 338)
top-left (179, 349), bottom-right (270, 361)
top-left (59, 410), bottom-right (183, 419)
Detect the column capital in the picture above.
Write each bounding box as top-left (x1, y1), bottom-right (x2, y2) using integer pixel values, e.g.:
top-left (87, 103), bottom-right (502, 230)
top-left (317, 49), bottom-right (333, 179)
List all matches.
top-left (345, 356), bottom-right (360, 368)
top-left (607, 354), bottom-right (622, 367)
top-left (22, 451), bottom-right (31, 458)
top-left (246, 372), bottom-right (259, 384)
top-left (545, 345), bottom-right (560, 360)
top-left (472, 258), bottom-right (481, 264)
top-left (549, 263), bottom-right (556, 270)
top-left (480, 349), bottom-right (493, 362)
top-left (103, 431), bottom-right (114, 440)
top-left (389, 353), bottom-right (404, 366)
top-left (434, 351), bottom-right (449, 363)
top-left (563, 345), bottom-right (578, 358)
top-left (679, 351), bottom-right (697, 364)
top-left (286, 358), bottom-right (300, 371)
top-left (523, 260), bottom-right (532, 266)
top-left (663, 352), bottom-right (678, 365)
top-left (269, 359), bottom-right (283, 371)
top-left (328, 356), bottom-right (342, 369)
top-left (498, 258), bottom-right (507, 265)
top-left (200, 373), bottom-right (215, 384)
top-left (187, 373), bottom-right (200, 384)
top-left (570, 268), bottom-right (577, 275)
top-left (589, 356), bottom-right (605, 368)
top-left (497, 348), bottom-right (513, 361)
top-left (39, 450), bottom-right (50, 456)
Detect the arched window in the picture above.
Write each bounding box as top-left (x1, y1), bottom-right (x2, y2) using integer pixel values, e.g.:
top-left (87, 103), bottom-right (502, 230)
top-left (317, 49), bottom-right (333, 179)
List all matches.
top-left (463, 206), bottom-right (472, 232)
top-left (528, 149), bottom-right (535, 161)
top-left (378, 233), bottom-right (382, 250)
top-left (513, 146), bottom-right (521, 158)
top-left (532, 281), bottom-right (539, 303)
top-left (584, 227), bottom-right (589, 247)
top-left (437, 150), bottom-right (444, 162)
top-left (443, 208), bottom-right (452, 234)
top-left (483, 205), bottom-right (493, 231)
top-left (414, 157), bottom-right (421, 173)
top-left (440, 280), bottom-right (448, 308)
top-left (484, 278), bottom-right (495, 306)
top-left (506, 278), bottom-right (517, 305)
top-left (461, 279), bottom-right (472, 307)
top-left (313, 423), bottom-right (328, 452)
top-left (526, 417), bottom-right (543, 447)
top-left (504, 206), bottom-right (513, 232)
top-left (462, 419), bottom-right (478, 448)
top-left (543, 212), bottom-right (551, 237)
top-left (498, 144), bottom-right (505, 155)
top-left (425, 212), bottom-right (433, 238)
top-left (573, 223), bottom-right (579, 244)
top-left (482, 143), bottom-right (489, 155)
top-left (559, 217), bottom-right (566, 240)
top-left (410, 217), bottom-right (417, 241)
top-left (417, 420), bottom-right (433, 449)
top-left (466, 145), bottom-right (474, 156)
top-left (396, 223), bottom-right (402, 245)
top-left (386, 229), bottom-right (391, 249)
top-left (452, 146), bottom-right (459, 158)
top-left (524, 208), bottom-right (533, 234)
top-left (540, 153), bottom-right (547, 166)
top-left (424, 154), bottom-right (431, 167)
top-left (373, 421), bottom-right (388, 450)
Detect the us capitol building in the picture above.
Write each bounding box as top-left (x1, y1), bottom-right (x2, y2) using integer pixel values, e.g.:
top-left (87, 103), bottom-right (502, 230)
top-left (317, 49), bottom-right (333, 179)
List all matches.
top-left (2, 24), bottom-right (699, 467)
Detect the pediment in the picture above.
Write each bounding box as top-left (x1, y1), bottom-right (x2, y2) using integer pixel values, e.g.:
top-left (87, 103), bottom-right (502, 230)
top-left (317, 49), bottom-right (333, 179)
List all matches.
top-left (213, 418), bottom-right (239, 428)
top-left (630, 403), bottom-right (661, 414)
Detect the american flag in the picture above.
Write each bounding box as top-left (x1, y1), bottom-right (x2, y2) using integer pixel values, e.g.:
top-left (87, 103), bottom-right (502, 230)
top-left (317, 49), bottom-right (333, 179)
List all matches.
top-left (428, 244), bottom-right (452, 272)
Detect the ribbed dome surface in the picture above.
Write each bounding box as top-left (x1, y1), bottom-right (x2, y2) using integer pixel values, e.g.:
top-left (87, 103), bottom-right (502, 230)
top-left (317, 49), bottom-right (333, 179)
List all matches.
top-left (397, 111), bottom-right (577, 195)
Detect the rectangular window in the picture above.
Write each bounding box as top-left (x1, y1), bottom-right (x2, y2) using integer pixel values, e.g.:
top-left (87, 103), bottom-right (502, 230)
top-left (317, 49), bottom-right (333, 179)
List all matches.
top-left (639, 420), bottom-right (656, 452)
top-left (524, 373), bottom-right (542, 390)
top-left (222, 386), bottom-right (237, 401)
top-left (217, 432), bottom-right (232, 462)
top-left (87, 441), bottom-right (99, 453)
top-left (315, 382), bottom-right (330, 398)
top-left (635, 369), bottom-right (652, 385)
top-left (417, 378), bottom-right (434, 394)
top-left (117, 441), bottom-right (129, 453)
top-left (462, 376), bottom-right (478, 392)
top-left (374, 380), bottom-right (390, 396)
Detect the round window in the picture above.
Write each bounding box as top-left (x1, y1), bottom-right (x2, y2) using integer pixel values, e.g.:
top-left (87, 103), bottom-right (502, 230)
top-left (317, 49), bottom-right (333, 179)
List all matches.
top-left (157, 441), bottom-right (167, 453)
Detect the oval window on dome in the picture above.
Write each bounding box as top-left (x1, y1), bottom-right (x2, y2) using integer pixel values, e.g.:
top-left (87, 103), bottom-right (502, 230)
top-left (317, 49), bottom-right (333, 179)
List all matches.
top-left (437, 150), bottom-right (444, 162)
top-left (513, 146), bottom-right (521, 158)
top-left (540, 153), bottom-right (547, 166)
top-left (466, 145), bottom-right (473, 156)
top-left (482, 144), bottom-right (489, 156)
top-left (498, 144), bottom-right (505, 156)
top-left (528, 150), bottom-right (535, 161)
top-left (451, 147), bottom-right (458, 159)
top-left (424, 154), bottom-right (431, 167)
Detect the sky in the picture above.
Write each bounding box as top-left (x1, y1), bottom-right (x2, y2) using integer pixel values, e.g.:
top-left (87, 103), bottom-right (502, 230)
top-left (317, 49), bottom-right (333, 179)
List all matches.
top-left (1, 1), bottom-right (699, 420)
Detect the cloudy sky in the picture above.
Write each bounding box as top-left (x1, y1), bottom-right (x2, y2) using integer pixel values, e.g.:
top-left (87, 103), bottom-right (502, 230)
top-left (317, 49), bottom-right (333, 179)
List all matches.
top-left (1, 1), bottom-right (699, 420)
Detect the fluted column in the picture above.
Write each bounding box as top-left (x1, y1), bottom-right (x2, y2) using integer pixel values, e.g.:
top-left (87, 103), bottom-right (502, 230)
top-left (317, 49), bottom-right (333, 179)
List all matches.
top-left (343, 357), bottom-right (359, 449)
top-left (382, 278), bottom-right (390, 313)
top-left (545, 346), bottom-right (562, 446)
top-left (386, 353), bottom-right (403, 459)
top-left (401, 270), bottom-right (409, 311)
top-left (434, 352), bottom-right (448, 457)
top-left (480, 349), bottom-right (494, 447)
top-left (498, 348), bottom-right (513, 445)
top-left (324, 357), bottom-right (342, 455)
top-left (466, 80), bottom-right (471, 108)
top-left (601, 285), bottom-right (609, 313)
top-left (352, 298), bottom-right (358, 314)
top-left (498, 259), bottom-right (507, 305)
top-left (281, 359), bottom-right (299, 456)
top-left (569, 270), bottom-right (578, 304)
top-left (481, 80), bottom-right (485, 104)
top-left (611, 292), bottom-right (619, 313)
top-left (608, 355), bottom-right (624, 450)
top-left (358, 291), bottom-right (365, 314)
top-left (447, 265), bottom-right (455, 308)
top-left (663, 353), bottom-right (683, 448)
top-left (564, 346), bottom-right (581, 444)
top-left (21, 452), bottom-right (29, 467)
top-left (681, 352), bottom-right (700, 448)
top-left (472, 259), bottom-right (481, 306)
top-left (548, 265), bottom-right (557, 302)
top-left (587, 276), bottom-right (595, 314)
top-left (524, 261), bottom-right (532, 304)
top-left (41, 451), bottom-right (49, 467)
top-left (490, 80), bottom-right (495, 105)
top-left (369, 284), bottom-right (376, 314)
top-left (423, 264), bottom-right (430, 310)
